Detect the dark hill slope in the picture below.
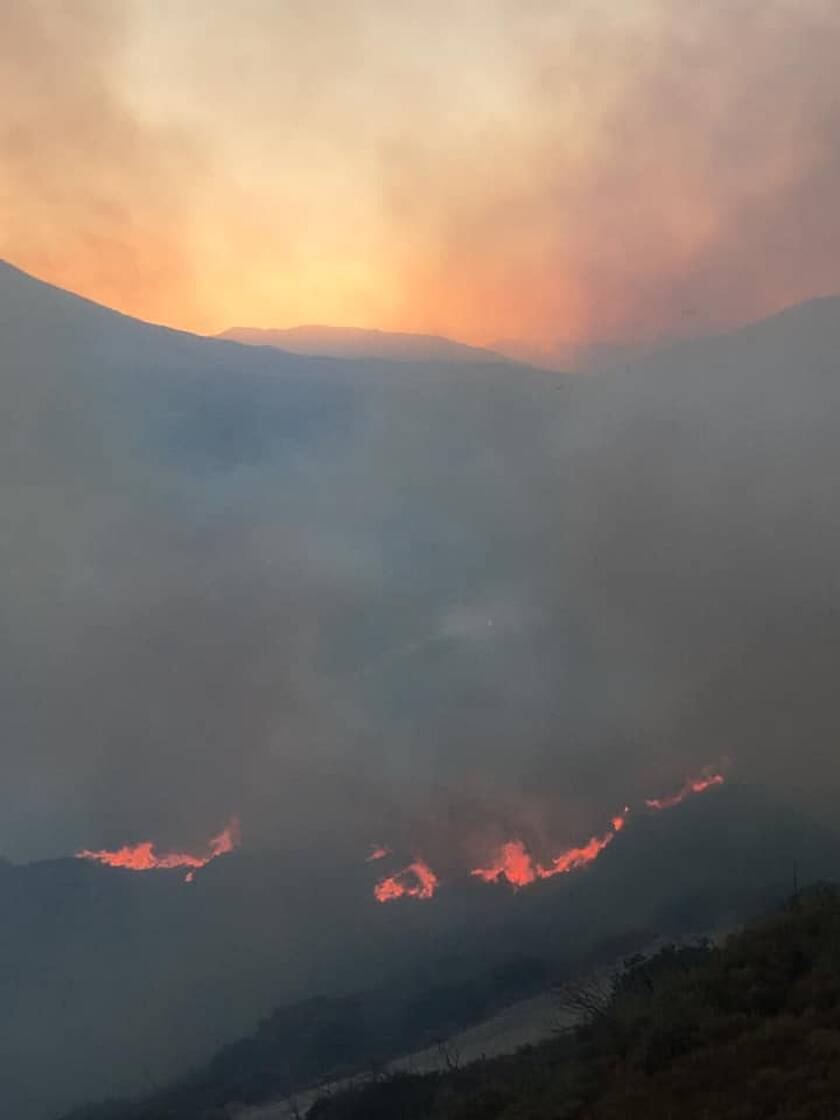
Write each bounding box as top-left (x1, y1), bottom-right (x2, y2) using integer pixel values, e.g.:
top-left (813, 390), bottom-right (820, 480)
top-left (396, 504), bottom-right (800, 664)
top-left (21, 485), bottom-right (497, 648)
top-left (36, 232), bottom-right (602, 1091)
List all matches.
top-left (51, 784), bottom-right (840, 1120)
top-left (308, 884), bottom-right (840, 1120)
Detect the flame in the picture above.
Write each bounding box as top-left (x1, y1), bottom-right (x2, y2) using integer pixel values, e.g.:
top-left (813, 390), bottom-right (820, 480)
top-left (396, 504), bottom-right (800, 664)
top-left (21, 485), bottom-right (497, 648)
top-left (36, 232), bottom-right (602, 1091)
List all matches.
top-left (471, 840), bottom-right (538, 887)
top-left (645, 770), bottom-right (725, 811)
top-left (374, 859), bottom-right (438, 902)
top-left (367, 845), bottom-right (390, 862)
top-left (536, 824), bottom-right (619, 879)
top-left (371, 762), bottom-right (726, 901)
top-left (471, 813), bottom-right (627, 889)
top-left (76, 818), bottom-right (240, 879)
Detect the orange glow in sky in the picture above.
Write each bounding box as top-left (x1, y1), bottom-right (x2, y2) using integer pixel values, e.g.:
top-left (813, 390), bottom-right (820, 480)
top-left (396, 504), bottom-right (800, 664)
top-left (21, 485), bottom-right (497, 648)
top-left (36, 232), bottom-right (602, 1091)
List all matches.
top-left (3, 2), bottom-right (840, 366)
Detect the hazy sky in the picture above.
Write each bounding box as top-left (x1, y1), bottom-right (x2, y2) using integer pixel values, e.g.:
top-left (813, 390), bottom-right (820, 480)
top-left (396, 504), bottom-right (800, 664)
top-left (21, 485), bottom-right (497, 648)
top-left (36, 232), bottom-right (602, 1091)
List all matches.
top-left (2, 0), bottom-right (840, 363)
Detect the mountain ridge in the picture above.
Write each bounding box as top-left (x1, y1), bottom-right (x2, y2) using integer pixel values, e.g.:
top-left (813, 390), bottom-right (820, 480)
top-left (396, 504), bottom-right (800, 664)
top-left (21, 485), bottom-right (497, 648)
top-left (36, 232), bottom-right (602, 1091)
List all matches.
top-left (216, 323), bottom-right (510, 365)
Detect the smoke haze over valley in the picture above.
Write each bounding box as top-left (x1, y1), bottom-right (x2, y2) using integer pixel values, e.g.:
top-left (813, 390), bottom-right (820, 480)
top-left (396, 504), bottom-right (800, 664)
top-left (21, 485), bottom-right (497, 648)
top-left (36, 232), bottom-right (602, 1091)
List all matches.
top-left (7, 261), bottom-right (840, 873)
top-left (4, 259), bottom-right (840, 1117)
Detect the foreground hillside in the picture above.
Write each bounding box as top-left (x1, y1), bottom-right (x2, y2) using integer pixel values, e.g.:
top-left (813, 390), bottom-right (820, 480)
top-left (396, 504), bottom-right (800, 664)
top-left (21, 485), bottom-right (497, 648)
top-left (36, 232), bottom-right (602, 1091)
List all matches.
top-left (307, 884), bottom-right (840, 1120)
top-left (52, 784), bottom-right (840, 1120)
top-left (63, 884), bottom-right (840, 1119)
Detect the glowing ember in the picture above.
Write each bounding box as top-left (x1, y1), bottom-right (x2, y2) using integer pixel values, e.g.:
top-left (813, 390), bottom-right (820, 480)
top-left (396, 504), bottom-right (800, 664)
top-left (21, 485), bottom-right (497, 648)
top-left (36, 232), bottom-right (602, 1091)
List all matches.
top-left (367, 845), bottom-right (390, 862)
top-left (374, 859), bottom-right (438, 902)
top-left (645, 770), bottom-right (725, 811)
top-left (76, 818), bottom-right (240, 879)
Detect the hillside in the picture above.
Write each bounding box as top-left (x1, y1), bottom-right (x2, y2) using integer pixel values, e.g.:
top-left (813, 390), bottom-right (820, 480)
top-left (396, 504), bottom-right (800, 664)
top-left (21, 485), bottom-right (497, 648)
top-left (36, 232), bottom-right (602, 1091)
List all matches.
top-left (60, 884), bottom-right (840, 1119)
top-left (217, 324), bottom-right (509, 365)
top-left (306, 884), bottom-right (840, 1120)
top-left (49, 783), bottom-right (840, 1120)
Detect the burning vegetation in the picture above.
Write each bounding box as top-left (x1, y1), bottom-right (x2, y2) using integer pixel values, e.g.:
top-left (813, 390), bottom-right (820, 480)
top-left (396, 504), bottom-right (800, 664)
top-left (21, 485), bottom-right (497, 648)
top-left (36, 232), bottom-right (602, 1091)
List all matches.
top-left (374, 767), bottom-right (725, 901)
top-left (471, 815), bottom-right (626, 889)
top-left (76, 818), bottom-right (240, 880)
top-left (373, 859), bottom-right (439, 902)
top-left (73, 768), bottom-right (724, 902)
top-left (645, 768), bottom-right (725, 811)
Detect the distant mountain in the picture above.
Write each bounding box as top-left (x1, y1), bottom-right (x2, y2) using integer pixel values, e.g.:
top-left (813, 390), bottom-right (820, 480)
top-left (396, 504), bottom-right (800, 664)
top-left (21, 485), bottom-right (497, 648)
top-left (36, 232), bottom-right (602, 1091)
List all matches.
top-left (217, 323), bottom-right (509, 364)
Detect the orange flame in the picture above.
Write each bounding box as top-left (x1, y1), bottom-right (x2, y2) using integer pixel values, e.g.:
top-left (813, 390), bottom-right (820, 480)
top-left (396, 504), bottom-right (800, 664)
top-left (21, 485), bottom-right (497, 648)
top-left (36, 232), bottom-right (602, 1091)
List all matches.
top-left (367, 845), bottom-right (390, 862)
top-left (536, 823), bottom-right (619, 879)
top-left (76, 818), bottom-right (240, 879)
top-left (374, 859), bottom-right (438, 902)
top-left (471, 813), bottom-right (627, 889)
top-left (645, 770), bottom-right (725, 811)
top-left (471, 840), bottom-right (538, 887)
top-left (370, 762), bottom-right (726, 901)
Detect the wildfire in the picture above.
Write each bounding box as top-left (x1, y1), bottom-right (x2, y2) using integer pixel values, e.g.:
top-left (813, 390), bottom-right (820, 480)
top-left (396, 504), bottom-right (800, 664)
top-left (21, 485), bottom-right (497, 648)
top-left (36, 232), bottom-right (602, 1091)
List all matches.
top-left (374, 859), bottom-right (439, 902)
top-left (372, 764), bottom-right (726, 902)
top-left (76, 818), bottom-right (240, 880)
top-left (539, 814), bottom-right (625, 878)
top-left (472, 813), bottom-right (627, 889)
top-left (645, 769), bottom-right (725, 811)
top-left (472, 839), bottom-right (539, 887)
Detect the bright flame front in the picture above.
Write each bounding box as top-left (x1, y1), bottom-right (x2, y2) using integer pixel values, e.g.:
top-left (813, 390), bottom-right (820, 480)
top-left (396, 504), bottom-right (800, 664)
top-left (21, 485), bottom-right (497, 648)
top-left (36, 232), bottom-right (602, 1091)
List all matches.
top-left (471, 814), bottom-right (626, 889)
top-left (374, 859), bottom-right (439, 902)
top-left (373, 765), bottom-right (726, 902)
top-left (76, 818), bottom-right (239, 880)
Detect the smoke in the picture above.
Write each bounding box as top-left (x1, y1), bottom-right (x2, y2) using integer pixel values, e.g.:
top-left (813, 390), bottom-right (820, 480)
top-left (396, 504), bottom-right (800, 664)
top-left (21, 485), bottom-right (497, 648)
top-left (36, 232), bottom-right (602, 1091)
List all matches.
top-left (4, 272), bottom-right (840, 887)
top-left (5, 7), bottom-right (840, 1115)
top-left (2, 2), bottom-right (840, 358)
top-left (559, 297), bottom-right (840, 823)
top-left (373, 0), bottom-right (840, 362)
top-left (0, 0), bottom-right (200, 325)
top-left (0, 286), bottom-right (821, 872)
top-left (0, 249), bottom-right (638, 866)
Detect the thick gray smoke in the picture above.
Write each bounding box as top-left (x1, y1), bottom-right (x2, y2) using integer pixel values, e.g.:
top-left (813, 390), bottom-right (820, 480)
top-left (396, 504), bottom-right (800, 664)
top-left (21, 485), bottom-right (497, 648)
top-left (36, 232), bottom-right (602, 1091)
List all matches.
top-left (561, 299), bottom-right (840, 822)
top-left (3, 258), bottom-right (840, 870)
top-left (0, 259), bottom-right (573, 864)
top-left (4, 268), bottom-right (840, 1120)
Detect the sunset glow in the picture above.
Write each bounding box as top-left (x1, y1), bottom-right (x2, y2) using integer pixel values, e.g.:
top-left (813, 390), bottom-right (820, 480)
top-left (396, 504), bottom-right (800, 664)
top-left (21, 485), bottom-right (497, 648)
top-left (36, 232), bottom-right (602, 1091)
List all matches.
top-left (4, 3), bottom-right (839, 366)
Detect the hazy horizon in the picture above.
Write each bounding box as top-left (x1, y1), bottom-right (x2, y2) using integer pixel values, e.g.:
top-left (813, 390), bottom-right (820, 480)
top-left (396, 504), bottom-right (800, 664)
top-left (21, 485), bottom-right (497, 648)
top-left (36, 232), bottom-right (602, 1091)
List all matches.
top-left (4, 1), bottom-right (840, 368)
